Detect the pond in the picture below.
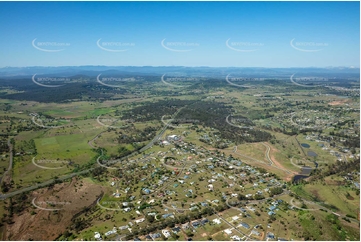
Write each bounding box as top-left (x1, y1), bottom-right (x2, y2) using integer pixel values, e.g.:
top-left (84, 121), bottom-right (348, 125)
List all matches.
top-left (293, 155), bottom-right (319, 183)
top-left (300, 166), bottom-right (313, 176)
top-left (293, 175), bottom-right (308, 183)
top-left (293, 166), bottom-right (313, 183)
top-left (301, 143), bottom-right (310, 148)
top-left (307, 151), bottom-right (318, 157)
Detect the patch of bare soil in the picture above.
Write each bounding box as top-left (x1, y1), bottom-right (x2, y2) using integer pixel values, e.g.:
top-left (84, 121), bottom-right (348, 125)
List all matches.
top-left (266, 143), bottom-right (284, 169)
top-left (328, 100), bottom-right (348, 106)
top-left (310, 189), bottom-right (321, 201)
top-left (265, 142), bottom-right (297, 181)
top-left (4, 177), bottom-right (104, 241)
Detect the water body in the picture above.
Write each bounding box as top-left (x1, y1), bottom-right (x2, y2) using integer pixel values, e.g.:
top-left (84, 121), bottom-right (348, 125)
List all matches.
top-left (293, 145), bottom-right (319, 183)
top-left (301, 143), bottom-right (310, 148)
top-left (300, 166), bottom-right (313, 176)
top-left (307, 151), bottom-right (318, 157)
top-left (293, 175), bottom-right (308, 183)
top-left (293, 166), bottom-right (313, 183)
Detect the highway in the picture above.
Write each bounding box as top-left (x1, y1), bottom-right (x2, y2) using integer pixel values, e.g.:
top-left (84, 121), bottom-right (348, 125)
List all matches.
top-left (0, 168), bottom-right (93, 200)
top-left (0, 106), bottom-right (186, 200)
top-left (139, 107), bottom-right (184, 153)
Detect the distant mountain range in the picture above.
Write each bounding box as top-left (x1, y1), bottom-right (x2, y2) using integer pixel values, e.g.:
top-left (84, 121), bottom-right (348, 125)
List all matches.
top-left (0, 66), bottom-right (359, 78)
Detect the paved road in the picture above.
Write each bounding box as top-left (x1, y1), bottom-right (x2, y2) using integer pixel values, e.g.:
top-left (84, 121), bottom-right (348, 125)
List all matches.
top-left (261, 143), bottom-right (272, 166)
top-left (0, 106), bottom-right (186, 200)
top-left (88, 131), bottom-right (105, 149)
top-left (95, 107), bottom-right (185, 168)
top-left (289, 157), bottom-right (304, 169)
top-left (225, 115), bottom-right (252, 129)
top-left (233, 145), bottom-right (291, 174)
top-left (96, 115), bottom-right (130, 129)
top-left (225, 190), bottom-right (291, 210)
top-left (162, 194), bottom-right (253, 240)
top-left (0, 168), bottom-right (93, 200)
top-left (139, 107), bottom-right (185, 153)
top-left (289, 198), bottom-right (359, 224)
top-left (0, 123), bottom-right (101, 198)
top-left (289, 112), bottom-right (310, 130)
top-left (0, 134), bottom-right (98, 200)
top-left (31, 115), bottom-right (66, 129)
top-left (108, 106), bottom-right (186, 163)
top-left (212, 208), bottom-right (253, 241)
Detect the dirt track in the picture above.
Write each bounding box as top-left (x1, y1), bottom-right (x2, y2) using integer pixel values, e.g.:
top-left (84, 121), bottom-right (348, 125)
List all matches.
top-left (264, 142), bottom-right (297, 181)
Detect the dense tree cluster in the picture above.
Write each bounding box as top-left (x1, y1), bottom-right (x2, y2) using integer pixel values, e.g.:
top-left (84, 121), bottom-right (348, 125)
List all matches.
top-left (269, 187), bottom-right (283, 196)
top-left (0, 79), bottom-right (124, 103)
top-left (116, 126), bottom-right (159, 144)
top-left (122, 99), bottom-right (194, 122)
top-left (177, 101), bottom-right (272, 143)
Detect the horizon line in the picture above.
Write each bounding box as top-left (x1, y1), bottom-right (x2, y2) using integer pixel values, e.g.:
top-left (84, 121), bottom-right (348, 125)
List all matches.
top-left (1, 65), bottom-right (359, 69)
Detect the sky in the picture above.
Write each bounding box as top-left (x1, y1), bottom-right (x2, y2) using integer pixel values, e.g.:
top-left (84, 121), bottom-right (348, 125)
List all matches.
top-left (0, 1), bottom-right (359, 68)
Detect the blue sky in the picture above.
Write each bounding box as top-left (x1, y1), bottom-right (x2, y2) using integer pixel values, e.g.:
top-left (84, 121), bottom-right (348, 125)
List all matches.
top-left (0, 1), bottom-right (359, 68)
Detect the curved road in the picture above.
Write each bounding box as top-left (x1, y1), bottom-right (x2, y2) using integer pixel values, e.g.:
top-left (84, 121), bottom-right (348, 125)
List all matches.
top-left (233, 145), bottom-right (291, 174)
top-left (289, 198), bottom-right (359, 224)
top-left (139, 107), bottom-right (185, 152)
top-left (225, 115), bottom-right (252, 129)
top-left (0, 106), bottom-right (186, 200)
top-left (31, 116), bottom-right (65, 129)
top-left (0, 168), bottom-right (93, 200)
top-left (88, 131), bottom-right (105, 149)
top-left (261, 142), bottom-right (272, 165)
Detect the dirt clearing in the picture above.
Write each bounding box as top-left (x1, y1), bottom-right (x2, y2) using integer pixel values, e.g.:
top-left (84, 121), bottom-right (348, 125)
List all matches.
top-left (4, 177), bottom-right (104, 241)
